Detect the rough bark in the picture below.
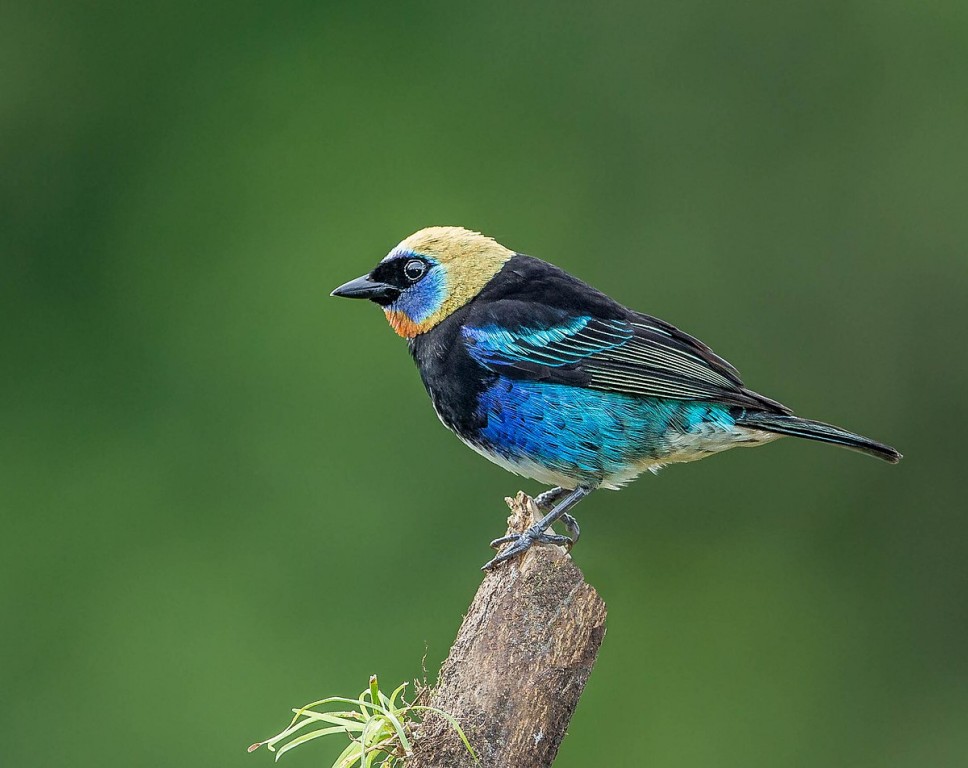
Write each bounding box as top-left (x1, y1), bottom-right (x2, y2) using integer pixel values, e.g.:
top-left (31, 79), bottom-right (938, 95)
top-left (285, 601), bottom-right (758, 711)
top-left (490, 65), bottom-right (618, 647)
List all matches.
top-left (406, 492), bottom-right (607, 768)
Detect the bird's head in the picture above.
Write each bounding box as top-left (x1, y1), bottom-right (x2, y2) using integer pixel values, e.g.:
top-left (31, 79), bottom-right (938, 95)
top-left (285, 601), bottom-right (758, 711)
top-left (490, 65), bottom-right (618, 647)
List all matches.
top-left (331, 227), bottom-right (513, 338)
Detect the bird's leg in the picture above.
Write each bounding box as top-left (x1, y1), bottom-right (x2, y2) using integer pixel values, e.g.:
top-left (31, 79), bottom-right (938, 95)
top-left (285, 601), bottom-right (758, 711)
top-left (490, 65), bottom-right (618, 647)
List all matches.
top-left (489, 486), bottom-right (575, 551)
top-left (533, 487), bottom-right (581, 546)
top-left (483, 486), bottom-right (592, 570)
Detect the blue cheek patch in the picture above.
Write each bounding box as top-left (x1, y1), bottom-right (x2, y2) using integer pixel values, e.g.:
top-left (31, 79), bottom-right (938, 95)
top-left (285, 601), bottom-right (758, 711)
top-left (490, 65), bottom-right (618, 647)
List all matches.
top-left (389, 264), bottom-right (446, 323)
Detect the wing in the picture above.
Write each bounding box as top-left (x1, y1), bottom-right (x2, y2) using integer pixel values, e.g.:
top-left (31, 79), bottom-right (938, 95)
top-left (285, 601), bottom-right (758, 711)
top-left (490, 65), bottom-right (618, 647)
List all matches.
top-left (461, 302), bottom-right (790, 413)
top-left (459, 253), bottom-right (791, 412)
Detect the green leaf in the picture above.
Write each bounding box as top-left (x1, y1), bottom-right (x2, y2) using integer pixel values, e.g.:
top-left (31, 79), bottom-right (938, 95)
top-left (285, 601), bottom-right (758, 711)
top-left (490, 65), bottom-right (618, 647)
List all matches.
top-left (261, 715), bottom-right (358, 752)
top-left (387, 682), bottom-right (407, 711)
top-left (288, 709), bottom-right (363, 729)
top-left (272, 727), bottom-right (348, 761)
top-left (250, 677), bottom-right (472, 767)
top-left (334, 740), bottom-right (362, 768)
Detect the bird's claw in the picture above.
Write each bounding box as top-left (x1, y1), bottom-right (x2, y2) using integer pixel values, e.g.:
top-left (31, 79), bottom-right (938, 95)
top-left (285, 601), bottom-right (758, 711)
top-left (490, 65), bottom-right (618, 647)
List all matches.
top-left (560, 513), bottom-right (581, 546)
top-left (482, 527), bottom-right (574, 570)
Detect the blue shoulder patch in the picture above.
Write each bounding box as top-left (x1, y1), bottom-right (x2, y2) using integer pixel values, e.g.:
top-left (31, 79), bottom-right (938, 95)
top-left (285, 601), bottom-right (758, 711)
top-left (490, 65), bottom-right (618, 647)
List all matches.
top-left (462, 316), bottom-right (631, 369)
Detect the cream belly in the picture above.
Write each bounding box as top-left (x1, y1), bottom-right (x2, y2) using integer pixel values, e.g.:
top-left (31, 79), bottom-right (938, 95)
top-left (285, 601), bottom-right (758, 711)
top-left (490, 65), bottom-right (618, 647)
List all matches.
top-left (456, 424), bottom-right (779, 491)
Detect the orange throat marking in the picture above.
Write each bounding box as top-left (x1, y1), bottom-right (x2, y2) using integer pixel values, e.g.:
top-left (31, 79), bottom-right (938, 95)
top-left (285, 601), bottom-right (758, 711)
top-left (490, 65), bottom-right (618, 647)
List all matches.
top-left (384, 309), bottom-right (427, 339)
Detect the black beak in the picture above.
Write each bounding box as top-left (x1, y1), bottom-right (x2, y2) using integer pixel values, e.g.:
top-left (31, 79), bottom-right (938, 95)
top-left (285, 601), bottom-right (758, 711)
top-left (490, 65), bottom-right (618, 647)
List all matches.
top-left (330, 274), bottom-right (398, 303)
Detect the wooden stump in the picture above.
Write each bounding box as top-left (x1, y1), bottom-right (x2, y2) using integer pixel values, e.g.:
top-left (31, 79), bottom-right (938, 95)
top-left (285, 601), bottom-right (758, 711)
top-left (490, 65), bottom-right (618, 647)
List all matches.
top-left (406, 492), bottom-right (607, 768)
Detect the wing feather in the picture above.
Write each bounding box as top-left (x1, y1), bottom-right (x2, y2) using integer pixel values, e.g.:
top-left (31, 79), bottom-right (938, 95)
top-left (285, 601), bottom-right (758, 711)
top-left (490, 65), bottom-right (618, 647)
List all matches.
top-left (458, 254), bottom-right (790, 413)
top-left (462, 308), bottom-right (788, 412)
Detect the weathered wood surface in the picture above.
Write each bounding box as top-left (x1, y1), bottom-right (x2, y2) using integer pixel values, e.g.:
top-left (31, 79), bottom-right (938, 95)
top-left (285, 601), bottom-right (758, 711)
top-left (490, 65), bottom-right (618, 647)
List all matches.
top-left (406, 492), bottom-right (607, 768)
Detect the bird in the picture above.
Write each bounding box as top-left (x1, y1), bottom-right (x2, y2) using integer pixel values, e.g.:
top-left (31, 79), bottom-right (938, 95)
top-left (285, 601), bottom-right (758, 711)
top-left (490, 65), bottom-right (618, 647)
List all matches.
top-left (331, 227), bottom-right (901, 570)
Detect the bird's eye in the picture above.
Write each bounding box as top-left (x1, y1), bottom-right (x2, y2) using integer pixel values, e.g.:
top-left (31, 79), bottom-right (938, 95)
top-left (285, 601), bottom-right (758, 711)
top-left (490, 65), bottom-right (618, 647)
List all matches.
top-left (404, 259), bottom-right (427, 282)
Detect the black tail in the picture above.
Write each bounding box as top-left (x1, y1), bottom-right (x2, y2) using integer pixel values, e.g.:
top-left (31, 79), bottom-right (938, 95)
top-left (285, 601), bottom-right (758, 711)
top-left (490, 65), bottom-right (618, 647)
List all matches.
top-left (738, 413), bottom-right (902, 464)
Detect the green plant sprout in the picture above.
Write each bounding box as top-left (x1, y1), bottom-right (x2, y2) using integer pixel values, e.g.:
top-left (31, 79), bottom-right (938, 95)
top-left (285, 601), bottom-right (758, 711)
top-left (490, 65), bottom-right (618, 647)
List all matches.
top-left (248, 675), bottom-right (477, 767)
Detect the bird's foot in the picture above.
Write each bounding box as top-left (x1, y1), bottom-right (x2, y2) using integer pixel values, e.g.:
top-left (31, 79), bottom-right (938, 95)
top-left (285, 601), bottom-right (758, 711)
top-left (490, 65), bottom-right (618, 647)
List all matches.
top-left (482, 486), bottom-right (591, 570)
top-left (533, 488), bottom-right (581, 545)
top-left (482, 526), bottom-right (573, 570)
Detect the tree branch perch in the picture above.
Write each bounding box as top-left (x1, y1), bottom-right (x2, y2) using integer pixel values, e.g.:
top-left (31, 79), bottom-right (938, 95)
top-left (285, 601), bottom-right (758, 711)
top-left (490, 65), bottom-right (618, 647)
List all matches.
top-left (406, 492), bottom-right (607, 768)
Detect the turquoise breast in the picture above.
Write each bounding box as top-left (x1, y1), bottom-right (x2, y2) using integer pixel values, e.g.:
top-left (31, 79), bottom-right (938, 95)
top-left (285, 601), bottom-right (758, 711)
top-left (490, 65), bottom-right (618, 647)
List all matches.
top-left (473, 376), bottom-right (739, 488)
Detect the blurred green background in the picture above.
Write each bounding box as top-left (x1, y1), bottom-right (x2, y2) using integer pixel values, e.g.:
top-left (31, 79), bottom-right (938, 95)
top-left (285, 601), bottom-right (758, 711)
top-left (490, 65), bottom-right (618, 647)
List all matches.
top-left (3, 1), bottom-right (967, 766)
